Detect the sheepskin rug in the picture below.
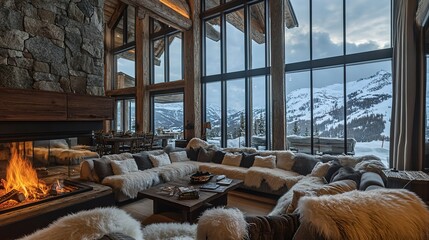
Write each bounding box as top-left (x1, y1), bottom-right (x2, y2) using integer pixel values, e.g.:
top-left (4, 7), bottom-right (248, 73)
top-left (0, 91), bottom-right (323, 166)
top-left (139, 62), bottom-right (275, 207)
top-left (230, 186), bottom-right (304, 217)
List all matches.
top-left (201, 164), bottom-right (248, 180)
top-left (297, 189), bottom-right (429, 240)
top-left (197, 207), bottom-right (247, 240)
top-left (102, 170), bottom-right (161, 198)
top-left (186, 138), bottom-right (210, 150)
top-left (244, 166), bottom-right (303, 191)
top-left (269, 176), bottom-right (325, 216)
top-left (19, 207), bottom-right (143, 240)
top-left (143, 222), bottom-right (196, 240)
top-left (153, 162), bottom-right (199, 182)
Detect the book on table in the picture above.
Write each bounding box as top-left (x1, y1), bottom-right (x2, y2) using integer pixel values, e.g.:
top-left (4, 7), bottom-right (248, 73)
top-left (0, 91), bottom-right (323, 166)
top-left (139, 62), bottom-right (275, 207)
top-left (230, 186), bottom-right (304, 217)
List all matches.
top-left (200, 182), bottom-right (219, 190)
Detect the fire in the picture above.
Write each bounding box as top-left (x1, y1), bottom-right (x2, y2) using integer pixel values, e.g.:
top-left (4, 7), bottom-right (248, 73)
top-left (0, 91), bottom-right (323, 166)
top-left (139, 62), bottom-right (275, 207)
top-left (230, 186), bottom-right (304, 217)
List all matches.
top-left (3, 144), bottom-right (49, 199)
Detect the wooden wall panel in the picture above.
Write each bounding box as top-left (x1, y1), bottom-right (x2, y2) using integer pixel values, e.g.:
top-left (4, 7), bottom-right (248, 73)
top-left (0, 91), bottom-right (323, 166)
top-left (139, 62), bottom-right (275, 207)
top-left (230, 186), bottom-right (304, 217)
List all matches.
top-left (67, 95), bottom-right (114, 120)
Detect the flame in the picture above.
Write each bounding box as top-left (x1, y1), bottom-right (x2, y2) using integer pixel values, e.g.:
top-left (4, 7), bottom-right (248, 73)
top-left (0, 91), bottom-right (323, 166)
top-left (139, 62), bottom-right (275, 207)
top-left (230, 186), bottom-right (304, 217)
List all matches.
top-left (4, 144), bottom-right (49, 199)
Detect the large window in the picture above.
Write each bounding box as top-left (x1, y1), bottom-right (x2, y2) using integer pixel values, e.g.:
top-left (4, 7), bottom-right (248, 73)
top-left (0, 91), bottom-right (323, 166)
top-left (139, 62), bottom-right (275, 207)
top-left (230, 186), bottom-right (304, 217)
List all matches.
top-left (151, 20), bottom-right (183, 84)
top-left (152, 92), bottom-right (184, 140)
top-left (112, 6), bottom-right (136, 90)
top-left (202, 0), bottom-right (270, 148)
top-left (114, 98), bottom-right (136, 133)
top-left (285, 0), bottom-right (392, 167)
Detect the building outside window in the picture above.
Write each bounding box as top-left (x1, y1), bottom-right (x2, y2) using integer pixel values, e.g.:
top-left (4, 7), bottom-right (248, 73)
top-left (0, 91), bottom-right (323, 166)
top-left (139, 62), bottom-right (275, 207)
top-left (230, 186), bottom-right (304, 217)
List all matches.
top-left (114, 98), bottom-right (136, 133)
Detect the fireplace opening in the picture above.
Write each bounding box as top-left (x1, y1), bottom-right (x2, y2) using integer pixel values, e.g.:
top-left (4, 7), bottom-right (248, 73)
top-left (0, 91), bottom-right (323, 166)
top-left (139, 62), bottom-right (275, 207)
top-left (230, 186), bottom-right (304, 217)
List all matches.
top-left (0, 142), bottom-right (93, 214)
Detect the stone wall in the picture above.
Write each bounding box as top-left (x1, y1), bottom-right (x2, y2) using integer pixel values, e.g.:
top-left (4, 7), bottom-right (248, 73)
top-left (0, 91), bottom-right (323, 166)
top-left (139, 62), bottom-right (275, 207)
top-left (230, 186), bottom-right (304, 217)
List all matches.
top-left (0, 0), bottom-right (104, 95)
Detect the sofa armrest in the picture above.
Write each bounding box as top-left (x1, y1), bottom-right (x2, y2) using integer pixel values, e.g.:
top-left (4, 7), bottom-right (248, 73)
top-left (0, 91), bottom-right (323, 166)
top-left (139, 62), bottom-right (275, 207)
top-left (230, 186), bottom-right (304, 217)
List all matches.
top-left (245, 214), bottom-right (300, 240)
top-left (359, 172), bottom-right (385, 190)
top-left (80, 158), bottom-right (98, 182)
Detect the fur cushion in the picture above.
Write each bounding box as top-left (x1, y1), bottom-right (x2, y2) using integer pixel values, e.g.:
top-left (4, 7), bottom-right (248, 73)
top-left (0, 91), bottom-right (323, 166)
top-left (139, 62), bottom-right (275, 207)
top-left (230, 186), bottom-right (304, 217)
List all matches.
top-left (253, 155), bottom-right (276, 169)
top-left (297, 189), bottom-right (429, 240)
top-left (309, 162), bottom-right (331, 177)
top-left (222, 153), bottom-right (242, 167)
top-left (169, 151), bottom-right (189, 162)
top-left (149, 153), bottom-right (171, 167)
top-left (197, 207), bottom-right (248, 240)
top-left (110, 159), bottom-right (139, 175)
top-left (143, 222), bottom-right (196, 240)
top-left (276, 151), bottom-right (295, 171)
top-left (19, 207), bottom-right (143, 240)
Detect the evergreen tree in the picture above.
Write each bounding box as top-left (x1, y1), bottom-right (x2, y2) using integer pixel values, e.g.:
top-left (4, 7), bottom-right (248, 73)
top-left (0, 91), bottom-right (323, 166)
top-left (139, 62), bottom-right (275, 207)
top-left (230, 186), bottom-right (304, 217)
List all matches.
top-left (304, 127), bottom-right (309, 136)
top-left (292, 121), bottom-right (300, 135)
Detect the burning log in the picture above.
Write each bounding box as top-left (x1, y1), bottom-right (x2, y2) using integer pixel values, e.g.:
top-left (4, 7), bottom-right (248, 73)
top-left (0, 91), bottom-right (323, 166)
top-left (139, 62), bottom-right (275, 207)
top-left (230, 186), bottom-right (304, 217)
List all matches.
top-left (0, 189), bottom-right (25, 205)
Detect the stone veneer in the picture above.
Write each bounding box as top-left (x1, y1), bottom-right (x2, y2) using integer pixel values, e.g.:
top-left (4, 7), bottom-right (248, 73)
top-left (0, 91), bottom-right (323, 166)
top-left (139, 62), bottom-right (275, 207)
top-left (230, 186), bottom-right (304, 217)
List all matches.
top-left (0, 0), bottom-right (104, 95)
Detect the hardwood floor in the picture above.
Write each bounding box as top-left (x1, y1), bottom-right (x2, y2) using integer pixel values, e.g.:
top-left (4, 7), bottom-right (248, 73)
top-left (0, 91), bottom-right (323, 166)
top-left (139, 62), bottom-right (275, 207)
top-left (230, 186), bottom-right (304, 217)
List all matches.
top-left (119, 190), bottom-right (276, 224)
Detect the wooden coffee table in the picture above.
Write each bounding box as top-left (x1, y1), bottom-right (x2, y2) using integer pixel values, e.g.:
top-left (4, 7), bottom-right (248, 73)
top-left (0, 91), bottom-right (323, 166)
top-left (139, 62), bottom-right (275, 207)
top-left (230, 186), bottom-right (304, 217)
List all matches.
top-left (138, 176), bottom-right (243, 222)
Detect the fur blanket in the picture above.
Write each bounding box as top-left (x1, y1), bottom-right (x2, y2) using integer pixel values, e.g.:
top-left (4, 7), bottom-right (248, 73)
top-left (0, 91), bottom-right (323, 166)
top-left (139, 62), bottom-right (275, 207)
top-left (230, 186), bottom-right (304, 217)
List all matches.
top-left (19, 207), bottom-right (143, 240)
top-left (143, 222), bottom-right (196, 240)
top-left (297, 189), bottom-right (429, 240)
top-left (199, 163), bottom-right (248, 180)
top-left (152, 162), bottom-right (199, 182)
top-left (102, 170), bottom-right (161, 198)
top-left (244, 167), bottom-right (303, 191)
top-left (197, 207), bottom-right (247, 240)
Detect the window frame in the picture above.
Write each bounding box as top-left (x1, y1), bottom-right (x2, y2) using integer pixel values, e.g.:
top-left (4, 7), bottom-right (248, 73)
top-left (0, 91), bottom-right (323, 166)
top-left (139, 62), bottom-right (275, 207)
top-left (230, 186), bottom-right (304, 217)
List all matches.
top-left (113, 97), bottom-right (136, 133)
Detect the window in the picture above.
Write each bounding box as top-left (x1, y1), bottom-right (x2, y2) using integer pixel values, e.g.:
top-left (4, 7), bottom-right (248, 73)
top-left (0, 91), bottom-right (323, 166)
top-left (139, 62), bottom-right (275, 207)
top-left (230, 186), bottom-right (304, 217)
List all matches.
top-left (285, 0), bottom-right (392, 167)
top-left (114, 98), bottom-right (136, 133)
top-left (152, 93), bottom-right (184, 140)
top-left (202, 0), bottom-right (270, 148)
top-left (112, 6), bottom-right (136, 90)
top-left (151, 19), bottom-right (183, 84)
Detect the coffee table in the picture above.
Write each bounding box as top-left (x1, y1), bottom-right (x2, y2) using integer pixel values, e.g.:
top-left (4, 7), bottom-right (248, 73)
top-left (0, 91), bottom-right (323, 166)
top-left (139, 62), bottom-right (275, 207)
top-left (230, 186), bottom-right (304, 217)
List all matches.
top-left (138, 176), bottom-right (243, 222)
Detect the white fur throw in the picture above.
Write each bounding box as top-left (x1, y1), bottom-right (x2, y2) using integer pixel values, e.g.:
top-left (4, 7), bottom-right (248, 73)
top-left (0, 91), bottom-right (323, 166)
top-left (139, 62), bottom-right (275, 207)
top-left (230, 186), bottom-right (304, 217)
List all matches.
top-left (197, 207), bottom-right (247, 240)
top-left (199, 163), bottom-right (248, 180)
top-left (154, 162), bottom-right (199, 182)
top-left (19, 207), bottom-right (143, 240)
top-left (102, 170), bottom-right (161, 198)
top-left (143, 222), bottom-right (196, 240)
top-left (297, 189), bottom-right (429, 240)
top-left (245, 166), bottom-right (303, 191)
top-left (186, 137), bottom-right (210, 150)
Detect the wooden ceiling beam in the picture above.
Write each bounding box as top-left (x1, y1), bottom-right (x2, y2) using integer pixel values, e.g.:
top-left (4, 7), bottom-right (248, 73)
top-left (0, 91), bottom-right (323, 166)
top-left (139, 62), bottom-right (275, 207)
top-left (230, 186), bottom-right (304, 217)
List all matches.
top-left (107, 2), bottom-right (127, 29)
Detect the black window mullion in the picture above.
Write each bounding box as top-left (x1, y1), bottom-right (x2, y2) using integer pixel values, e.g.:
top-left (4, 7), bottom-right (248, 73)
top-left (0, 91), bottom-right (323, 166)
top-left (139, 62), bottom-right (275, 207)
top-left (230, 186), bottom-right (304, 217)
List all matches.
top-left (343, 0), bottom-right (347, 154)
top-left (245, 3), bottom-right (251, 147)
top-left (165, 35), bottom-right (169, 83)
top-left (309, 0), bottom-right (314, 154)
top-left (221, 9), bottom-right (227, 148)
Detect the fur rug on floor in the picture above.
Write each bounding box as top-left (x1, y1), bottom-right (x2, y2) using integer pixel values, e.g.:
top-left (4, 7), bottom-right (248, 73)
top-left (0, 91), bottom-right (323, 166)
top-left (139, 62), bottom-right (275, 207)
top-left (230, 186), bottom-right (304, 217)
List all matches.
top-left (297, 189), bottom-right (429, 240)
top-left (19, 207), bottom-right (143, 240)
top-left (244, 166), bottom-right (304, 191)
top-left (102, 170), bottom-right (161, 198)
top-left (143, 222), bottom-right (196, 240)
top-left (197, 207), bottom-right (248, 240)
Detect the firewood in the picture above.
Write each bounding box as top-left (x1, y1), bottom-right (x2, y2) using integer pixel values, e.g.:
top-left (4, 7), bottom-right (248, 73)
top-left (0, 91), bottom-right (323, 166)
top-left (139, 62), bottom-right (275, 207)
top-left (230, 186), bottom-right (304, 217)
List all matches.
top-left (0, 189), bottom-right (25, 204)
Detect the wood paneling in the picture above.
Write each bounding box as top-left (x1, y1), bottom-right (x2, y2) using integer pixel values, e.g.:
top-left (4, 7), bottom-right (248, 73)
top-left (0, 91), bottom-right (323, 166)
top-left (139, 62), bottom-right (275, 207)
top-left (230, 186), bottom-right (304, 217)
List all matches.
top-left (146, 80), bottom-right (185, 92)
top-left (67, 95), bottom-right (114, 120)
top-left (0, 88), bottom-right (67, 121)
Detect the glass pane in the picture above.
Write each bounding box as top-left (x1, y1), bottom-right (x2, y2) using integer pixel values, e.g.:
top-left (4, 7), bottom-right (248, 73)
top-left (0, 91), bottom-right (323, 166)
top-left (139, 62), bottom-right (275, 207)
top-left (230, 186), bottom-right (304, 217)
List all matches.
top-left (313, 67), bottom-right (344, 154)
top-left (346, 61), bottom-right (392, 166)
top-left (153, 93), bottom-right (184, 141)
top-left (169, 33), bottom-right (183, 81)
top-left (426, 56), bottom-right (429, 169)
top-left (286, 0), bottom-right (310, 63)
top-left (346, 0), bottom-right (391, 54)
top-left (312, 0), bottom-right (343, 59)
top-left (114, 17), bottom-right (124, 48)
top-left (226, 9), bottom-right (245, 73)
top-left (249, 2), bottom-right (266, 69)
top-left (115, 49), bottom-right (135, 89)
top-left (205, 17), bottom-right (221, 76)
top-left (286, 71), bottom-right (311, 152)
top-left (127, 6), bottom-right (135, 43)
top-left (115, 100), bottom-right (123, 132)
top-left (153, 38), bottom-right (165, 83)
top-left (205, 0), bottom-right (220, 11)
top-left (205, 82), bottom-right (222, 147)
top-left (251, 76), bottom-right (266, 149)
top-left (124, 99), bottom-right (136, 132)
top-left (227, 79), bottom-right (246, 147)
top-left (152, 19), bottom-right (163, 34)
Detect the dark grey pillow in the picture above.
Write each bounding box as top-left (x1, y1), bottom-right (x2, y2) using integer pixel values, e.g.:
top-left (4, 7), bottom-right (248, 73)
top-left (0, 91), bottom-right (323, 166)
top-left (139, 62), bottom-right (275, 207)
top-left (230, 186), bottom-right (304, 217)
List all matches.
top-left (292, 153), bottom-right (320, 175)
top-left (325, 160), bottom-right (342, 183)
top-left (93, 159), bottom-right (113, 181)
top-left (359, 171), bottom-right (385, 190)
top-left (197, 147), bottom-right (215, 162)
top-left (132, 152), bottom-right (154, 170)
top-left (240, 152), bottom-right (259, 168)
top-left (186, 147), bottom-right (200, 161)
top-left (212, 150), bottom-right (226, 164)
top-left (331, 167), bottom-right (362, 186)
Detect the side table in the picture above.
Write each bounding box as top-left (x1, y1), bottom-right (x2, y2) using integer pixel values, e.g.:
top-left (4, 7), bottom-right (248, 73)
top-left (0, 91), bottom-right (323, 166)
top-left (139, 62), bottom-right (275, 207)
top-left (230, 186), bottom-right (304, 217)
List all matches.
top-left (382, 170), bottom-right (429, 204)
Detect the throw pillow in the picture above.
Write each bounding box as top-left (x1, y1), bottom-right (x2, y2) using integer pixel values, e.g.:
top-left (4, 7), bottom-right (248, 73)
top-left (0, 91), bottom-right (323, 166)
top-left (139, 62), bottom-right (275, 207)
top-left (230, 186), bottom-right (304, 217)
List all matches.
top-left (149, 153), bottom-right (171, 167)
top-left (292, 153), bottom-right (320, 175)
top-left (309, 162), bottom-right (331, 178)
top-left (186, 147), bottom-right (200, 161)
top-left (110, 159), bottom-right (139, 175)
top-left (164, 145), bottom-right (186, 154)
top-left (212, 150), bottom-right (226, 164)
top-left (253, 155), bottom-right (276, 169)
top-left (93, 159), bottom-right (114, 182)
top-left (222, 153), bottom-right (242, 167)
top-left (132, 152), bottom-right (154, 171)
top-left (286, 179), bottom-right (357, 213)
top-left (324, 160), bottom-right (342, 183)
top-left (197, 147), bottom-right (215, 162)
top-left (240, 152), bottom-right (259, 168)
top-left (276, 151), bottom-right (295, 171)
top-left (169, 151), bottom-right (189, 162)
top-left (331, 166), bottom-right (362, 186)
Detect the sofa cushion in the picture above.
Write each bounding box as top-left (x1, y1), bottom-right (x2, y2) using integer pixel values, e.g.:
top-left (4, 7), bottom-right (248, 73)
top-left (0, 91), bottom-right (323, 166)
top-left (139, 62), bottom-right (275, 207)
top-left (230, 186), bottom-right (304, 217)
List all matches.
top-left (331, 166), bottom-right (362, 186)
top-left (212, 150), bottom-right (226, 164)
top-left (222, 153), bottom-right (242, 167)
top-left (325, 160), bottom-right (342, 182)
top-left (111, 159), bottom-right (139, 175)
top-left (94, 159), bottom-right (114, 181)
top-left (186, 147), bottom-right (200, 161)
top-left (240, 152), bottom-right (258, 168)
top-left (309, 162), bottom-right (331, 178)
top-left (132, 150), bottom-right (164, 171)
top-left (292, 153), bottom-right (320, 175)
top-left (149, 153), bottom-right (171, 167)
top-left (197, 147), bottom-right (215, 162)
top-left (359, 171), bottom-right (385, 190)
top-left (276, 151), bottom-right (295, 171)
top-left (164, 145), bottom-right (186, 154)
top-left (169, 151), bottom-right (189, 162)
top-left (253, 155), bottom-right (276, 169)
